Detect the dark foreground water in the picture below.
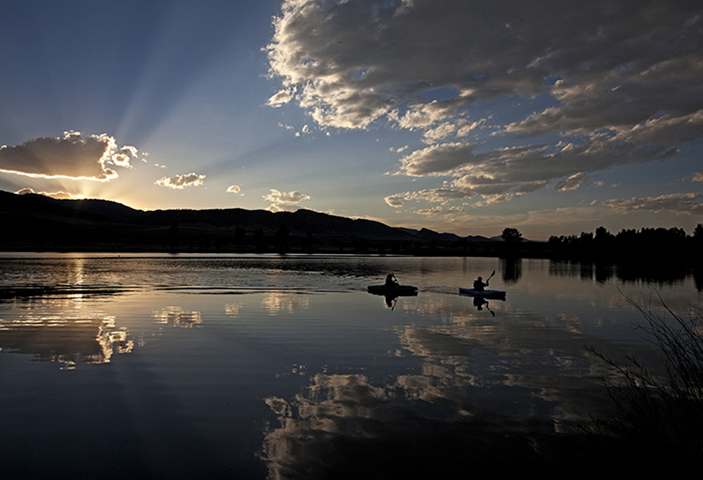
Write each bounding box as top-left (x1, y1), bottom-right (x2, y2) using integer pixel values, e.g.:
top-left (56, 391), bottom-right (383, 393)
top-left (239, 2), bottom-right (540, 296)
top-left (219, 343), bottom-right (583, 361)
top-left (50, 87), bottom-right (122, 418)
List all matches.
top-left (0, 254), bottom-right (700, 479)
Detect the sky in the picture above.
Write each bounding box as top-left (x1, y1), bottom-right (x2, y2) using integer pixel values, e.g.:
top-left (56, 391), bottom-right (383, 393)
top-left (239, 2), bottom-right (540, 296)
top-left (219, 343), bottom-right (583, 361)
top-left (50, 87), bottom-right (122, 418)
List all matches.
top-left (0, 0), bottom-right (701, 240)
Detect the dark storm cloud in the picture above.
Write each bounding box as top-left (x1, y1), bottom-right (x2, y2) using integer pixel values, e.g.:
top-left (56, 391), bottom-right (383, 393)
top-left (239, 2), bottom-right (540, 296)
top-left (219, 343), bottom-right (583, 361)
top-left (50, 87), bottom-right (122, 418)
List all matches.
top-left (268, 0), bottom-right (702, 132)
top-left (267, 0), bottom-right (703, 203)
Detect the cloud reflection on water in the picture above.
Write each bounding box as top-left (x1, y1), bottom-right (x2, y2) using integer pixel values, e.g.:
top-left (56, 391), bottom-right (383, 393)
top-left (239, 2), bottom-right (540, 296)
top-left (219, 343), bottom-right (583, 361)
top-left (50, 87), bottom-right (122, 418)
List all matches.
top-left (260, 290), bottom-right (659, 478)
top-left (0, 314), bottom-right (132, 369)
top-left (153, 306), bottom-right (203, 327)
top-left (261, 370), bottom-right (615, 479)
top-left (225, 302), bottom-right (243, 317)
top-left (261, 292), bottom-right (311, 313)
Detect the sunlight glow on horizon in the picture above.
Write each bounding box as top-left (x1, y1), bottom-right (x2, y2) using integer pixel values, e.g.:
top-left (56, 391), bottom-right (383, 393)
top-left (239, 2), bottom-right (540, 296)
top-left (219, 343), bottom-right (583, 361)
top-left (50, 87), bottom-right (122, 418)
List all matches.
top-left (0, 1), bottom-right (701, 241)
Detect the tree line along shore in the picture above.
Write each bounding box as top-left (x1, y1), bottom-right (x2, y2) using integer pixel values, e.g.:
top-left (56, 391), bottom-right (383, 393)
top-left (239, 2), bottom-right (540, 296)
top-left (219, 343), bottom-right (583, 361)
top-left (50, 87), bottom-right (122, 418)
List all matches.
top-left (1, 189), bottom-right (701, 260)
top-left (2, 217), bottom-right (702, 265)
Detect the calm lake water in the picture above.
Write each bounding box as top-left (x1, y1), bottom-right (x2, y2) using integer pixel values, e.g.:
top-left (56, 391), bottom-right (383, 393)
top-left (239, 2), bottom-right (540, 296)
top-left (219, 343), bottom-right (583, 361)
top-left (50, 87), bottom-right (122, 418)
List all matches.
top-left (0, 253), bottom-right (701, 479)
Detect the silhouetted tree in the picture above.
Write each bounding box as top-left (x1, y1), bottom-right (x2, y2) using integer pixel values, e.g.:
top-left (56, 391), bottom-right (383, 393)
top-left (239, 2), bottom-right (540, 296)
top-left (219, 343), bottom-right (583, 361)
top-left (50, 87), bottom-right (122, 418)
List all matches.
top-left (276, 224), bottom-right (290, 253)
top-left (214, 234), bottom-right (225, 253)
top-left (198, 231), bottom-right (210, 252)
top-left (353, 238), bottom-right (369, 253)
top-left (616, 229), bottom-right (638, 253)
top-left (390, 241), bottom-right (401, 254)
top-left (501, 227), bottom-right (523, 243)
top-left (234, 227), bottom-right (246, 246)
top-left (594, 226), bottom-right (614, 254)
top-left (594, 226), bottom-right (613, 242)
top-left (694, 224), bottom-right (703, 258)
top-left (694, 224), bottom-right (703, 241)
top-left (168, 221), bottom-right (180, 251)
top-left (549, 226), bottom-right (701, 261)
top-left (253, 229), bottom-right (265, 252)
top-left (378, 242), bottom-right (387, 255)
top-left (303, 231), bottom-right (314, 253)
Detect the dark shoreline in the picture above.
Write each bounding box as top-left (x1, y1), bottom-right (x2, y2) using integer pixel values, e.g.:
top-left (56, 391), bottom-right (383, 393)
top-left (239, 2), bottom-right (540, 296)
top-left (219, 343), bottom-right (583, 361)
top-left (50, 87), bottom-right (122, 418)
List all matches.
top-left (2, 189), bottom-right (701, 264)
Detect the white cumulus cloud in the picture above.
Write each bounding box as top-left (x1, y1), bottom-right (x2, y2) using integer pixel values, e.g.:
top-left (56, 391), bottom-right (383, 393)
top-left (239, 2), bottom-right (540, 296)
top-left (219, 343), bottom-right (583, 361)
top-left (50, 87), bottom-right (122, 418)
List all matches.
top-left (155, 173), bottom-right (206, 189)
top-left (264, 189), bottom-right (311, 212)
top-left (384, 195), bottom-right (405, 208)
top-left (264, 189), bottom-right (311, 204)
top-left (15, 188), bottom-right (80, 199)
top-left (604, 193), bottom-right (703, 215)
top-left (268, 88), bottom-right (295, 107)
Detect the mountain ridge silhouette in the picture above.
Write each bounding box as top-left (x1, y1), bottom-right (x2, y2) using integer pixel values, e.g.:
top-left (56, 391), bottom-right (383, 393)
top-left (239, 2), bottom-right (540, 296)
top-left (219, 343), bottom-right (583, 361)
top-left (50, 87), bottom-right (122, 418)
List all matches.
top-left (0, 190), bottom-right (497, 252)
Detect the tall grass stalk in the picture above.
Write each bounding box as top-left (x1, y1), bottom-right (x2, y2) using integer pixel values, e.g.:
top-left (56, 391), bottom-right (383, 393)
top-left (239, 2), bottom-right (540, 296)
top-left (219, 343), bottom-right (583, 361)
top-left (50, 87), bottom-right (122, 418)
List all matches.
top-left (586, 292), bottom-right (703, 462)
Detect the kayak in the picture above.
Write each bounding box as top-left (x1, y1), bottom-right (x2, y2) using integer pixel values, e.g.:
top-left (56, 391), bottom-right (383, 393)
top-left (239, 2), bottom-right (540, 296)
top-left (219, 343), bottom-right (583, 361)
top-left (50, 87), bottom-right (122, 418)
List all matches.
top-left (459, 288), bottom-right (506, 299)
top-left (368, 284), bottom-right (418, 296)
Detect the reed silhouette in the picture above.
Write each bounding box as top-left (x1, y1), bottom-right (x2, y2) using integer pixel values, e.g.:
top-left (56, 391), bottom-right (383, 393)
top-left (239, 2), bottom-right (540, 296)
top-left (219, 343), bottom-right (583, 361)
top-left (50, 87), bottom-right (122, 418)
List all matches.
top-left (584, 292), bottom-right (703, 468)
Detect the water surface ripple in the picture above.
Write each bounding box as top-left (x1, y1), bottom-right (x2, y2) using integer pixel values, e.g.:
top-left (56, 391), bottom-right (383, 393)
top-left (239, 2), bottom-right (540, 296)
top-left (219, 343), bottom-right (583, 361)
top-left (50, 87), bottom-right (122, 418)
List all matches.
top-left (0, 254), bottom-right (699, 478)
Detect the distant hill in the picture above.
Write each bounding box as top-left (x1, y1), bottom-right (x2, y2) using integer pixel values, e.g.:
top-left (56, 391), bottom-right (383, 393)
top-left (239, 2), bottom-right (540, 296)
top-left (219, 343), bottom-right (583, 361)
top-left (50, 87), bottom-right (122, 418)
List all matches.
top-left (396, 227), bottom-right (496, 243)
top-left (0, 190), bottom-right (408, 237)
top-left (0, 190), bottom-right (144, 222)
top-left (136, 207), bottom-right (415, 240)
top-left (0, 190), bottom-right (549, 254)
top-left (0, 190), bottom-right (503, 241)
top-left (0, 190), bottom-right (420, 252)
